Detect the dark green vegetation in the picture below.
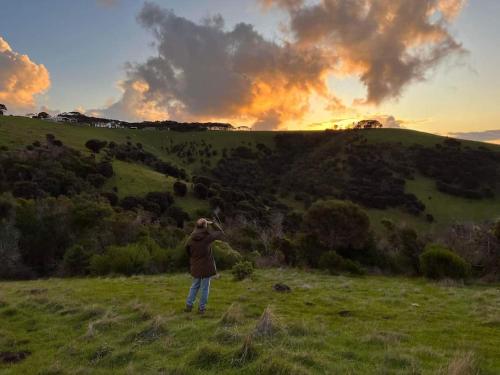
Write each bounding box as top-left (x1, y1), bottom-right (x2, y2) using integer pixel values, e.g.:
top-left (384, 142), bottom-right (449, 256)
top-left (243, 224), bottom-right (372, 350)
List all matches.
top-left (420, 244), bottom-right (470, 280)
top-left (0, 270), bottom-right (499, 374)
top-left (0, 115), bottom-right (499, 282)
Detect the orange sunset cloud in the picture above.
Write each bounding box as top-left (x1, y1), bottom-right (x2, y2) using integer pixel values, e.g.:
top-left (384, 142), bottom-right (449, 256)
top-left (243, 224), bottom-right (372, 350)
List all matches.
top-left (0, 37), bottom-right (51, 110)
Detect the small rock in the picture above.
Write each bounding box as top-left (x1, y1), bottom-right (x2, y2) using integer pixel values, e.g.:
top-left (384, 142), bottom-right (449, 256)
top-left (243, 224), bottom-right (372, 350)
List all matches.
top-left (273, 283), bottom-right (291, 293)
top-left (0, 351), bottom-right (31, 364)
top-left (338, 310), bottom-right (353, 317)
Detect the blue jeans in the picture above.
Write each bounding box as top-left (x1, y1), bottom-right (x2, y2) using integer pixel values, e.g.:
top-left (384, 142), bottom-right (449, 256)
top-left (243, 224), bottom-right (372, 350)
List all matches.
top-left (186, 277), bottom-right (211, 311)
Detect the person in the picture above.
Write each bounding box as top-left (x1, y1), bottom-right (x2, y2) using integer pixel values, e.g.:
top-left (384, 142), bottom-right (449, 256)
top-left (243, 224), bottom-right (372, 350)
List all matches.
top-left (185, 218), bottom-right (223, 314)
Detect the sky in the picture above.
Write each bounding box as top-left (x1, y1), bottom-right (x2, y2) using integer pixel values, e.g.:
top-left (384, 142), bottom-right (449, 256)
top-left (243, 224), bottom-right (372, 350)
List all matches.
top-left (0, 0), bottom-right (499, 141)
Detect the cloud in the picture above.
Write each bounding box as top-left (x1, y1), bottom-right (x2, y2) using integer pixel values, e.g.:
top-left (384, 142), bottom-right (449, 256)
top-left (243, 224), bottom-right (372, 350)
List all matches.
top-left (263, 0), bottom-right (466, 105)
top-left (448, 130), bottom-right (500, 143)
top-left (0, 37), bottom-right (51, 111)
top-left (94, 79), bottom-right (168, 121)
top-left (372, 115), bottom-right (404, 128)
top-left (99, 1), bottom-right (465, 128)
top-left (96, 2), bottom-right (333, 128)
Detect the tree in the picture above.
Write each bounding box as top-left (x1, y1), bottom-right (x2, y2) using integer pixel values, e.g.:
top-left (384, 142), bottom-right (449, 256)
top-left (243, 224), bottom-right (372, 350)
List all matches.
top-left (0, 104), bottom-right (6, 116)
top-left (354, 119), bottom-right (383, 129)
top-left (303, 200), bottom-right (371, 253)
top-left (36, 112), bottom-right (50, 119)
top-left (85, 139), bottom-right (107, 154)
top-left (193, 183), bottom-right (209, 200)
top-left (173, 181), bottom-right (188, 197)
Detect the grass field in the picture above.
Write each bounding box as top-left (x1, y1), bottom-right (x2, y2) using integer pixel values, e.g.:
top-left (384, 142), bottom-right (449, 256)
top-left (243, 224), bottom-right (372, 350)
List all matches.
top-left (362, 128), bottom-right (500, 151)
top-left (367, 176), bottom-right (500, 233)
top-left (0, 269), bottom-right (499, 374)
top-left (105, 161), bottom-right (208, 217)
top-left (0, 116), bottom-right (275, 174)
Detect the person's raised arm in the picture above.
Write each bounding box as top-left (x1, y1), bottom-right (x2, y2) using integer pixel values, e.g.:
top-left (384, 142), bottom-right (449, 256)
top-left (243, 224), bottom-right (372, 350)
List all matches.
top-left (208, 221), bottom-right (224, 241)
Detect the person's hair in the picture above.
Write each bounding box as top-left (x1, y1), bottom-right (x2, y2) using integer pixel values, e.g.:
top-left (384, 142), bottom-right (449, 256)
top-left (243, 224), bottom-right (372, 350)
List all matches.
top-left (196, 218), bottom-right (209, 229)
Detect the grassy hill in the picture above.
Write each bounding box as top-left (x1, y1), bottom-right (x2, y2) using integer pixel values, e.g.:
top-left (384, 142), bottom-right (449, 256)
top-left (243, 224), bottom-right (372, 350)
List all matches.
top-left (1, 115), bottom-right (499, 231)
top-left (0, 269), bottom-right (499, 374)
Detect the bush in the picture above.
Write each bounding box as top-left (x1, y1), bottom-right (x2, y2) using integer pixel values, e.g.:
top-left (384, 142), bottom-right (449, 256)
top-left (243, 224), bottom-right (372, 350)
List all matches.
top-left (89, 238), bottom-right (170, 276)
top-left (209, 196), bottom-right (224, 210)
top-left (296, 233), bottom-right (328, 268)
top-left (62, 245), bottom-right (91, 276)
top-left (97, 161), bottom-right (114, 178)
top-left (319, 251), bottom-right (364, 275)
top-left (303, 200), bottom-right (371, 255)
top-left (12, 181), bottom-right (41, 199)
top-left (166, 206), bottom-right (190, 228)
top-left (273, 237), bottom-right (297, 266)
top-left (419, 244), bottom-right (470, 280)
top-left (145, 191), bottom-right (173, 213)
top-left (212, 241), bottom-right (243, 270)
top-left (193, 183), bottom-right (209, 200)
top-left (319, 251), bottom-right (344, 273)
top-left (232, 261), bottom-right (254, 281)
top-left (85, 139), bottom-right (107, 154)
top-left (90, 244), bottom-right (151, 276)
top-left (173, 181), bottom-right (187, 197)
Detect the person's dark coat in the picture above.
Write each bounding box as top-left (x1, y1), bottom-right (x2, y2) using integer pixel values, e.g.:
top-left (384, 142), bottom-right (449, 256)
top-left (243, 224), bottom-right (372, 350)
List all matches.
top-left (186, 228), bottom-right (222, 278)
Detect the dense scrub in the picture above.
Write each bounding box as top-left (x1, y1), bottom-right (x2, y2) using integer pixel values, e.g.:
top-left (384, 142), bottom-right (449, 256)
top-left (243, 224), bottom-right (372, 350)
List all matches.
top-left (0, 135), bottom-right (112, 199)
top-left (419, 244), bottom-right (470, 280)
top-left (210, 132), bottom-right (499, 219)
top-left (1, 130), bottom-right (500, 282)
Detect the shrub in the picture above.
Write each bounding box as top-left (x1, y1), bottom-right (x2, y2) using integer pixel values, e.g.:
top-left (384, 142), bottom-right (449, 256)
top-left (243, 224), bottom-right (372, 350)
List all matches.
top-left (303, 200), bottom-right (371, 254)
top-left (193, 183), bottom-right (209, 200)
top-left (296, 233), bottom-right (328, 268)
top-left (100, 192), bottom-right (119, 206)
top-left (12, 181), bottom-right (41, 199)
top-left (319, 251), bottom-right (364, 275)
top-left (173, 181), bottom-right (187, 197)
top-left (419, 244), bottom-right (470, 280)
top-left (89, 237), bottom-right (169, 276)
top-left (212, 241), bottom-right (243, 270)
top-left (62, 245), bottom-right (91, 275)
top-left (209, 196), bottom-right (224, 210)
top-left (97, 161), bottom-right (114, 178)
top-left (87, 173), bottom-right (106, 188)
top-left (232, 261), bottom-right (254, 281)
top-left (120, 196), bottom-right (145, 211)
top-left (90, 244), bottom-right (151, 276)
top-left (145, 192), bottom-right (174, 213)
top-left (166, 206), bottom-right (190, 228)
top-left (273, 237), bottom-right (297, 266)
top-left (85, 139), bottom-right (107, 154)
top-left (319, 251), bottom-right (345, 273)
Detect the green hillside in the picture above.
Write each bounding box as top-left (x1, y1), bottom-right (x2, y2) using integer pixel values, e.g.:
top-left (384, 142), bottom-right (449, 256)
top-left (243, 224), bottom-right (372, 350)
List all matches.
top-left (1, 270), bottom-right (499, 374)
top-left (0, 116), bottom-right (274, 175)
top-left (1, 115), bottom-right (499, 232)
